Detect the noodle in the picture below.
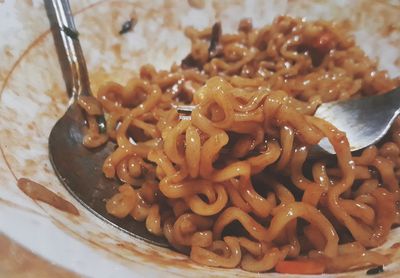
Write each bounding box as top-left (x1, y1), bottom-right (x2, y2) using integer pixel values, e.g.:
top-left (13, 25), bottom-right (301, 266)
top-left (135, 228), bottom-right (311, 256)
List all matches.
top-left (79, 16), bottom-right (400, 273)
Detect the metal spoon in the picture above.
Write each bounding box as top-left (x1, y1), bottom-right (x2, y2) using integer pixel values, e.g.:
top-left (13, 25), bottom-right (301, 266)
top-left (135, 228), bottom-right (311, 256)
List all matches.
top-left (45, 0), bottom-right (168, 247)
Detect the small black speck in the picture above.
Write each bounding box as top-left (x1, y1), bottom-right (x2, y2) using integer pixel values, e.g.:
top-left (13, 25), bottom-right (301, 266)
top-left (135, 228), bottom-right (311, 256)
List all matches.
top-left (119, 18), bottom-right (136, 35)
top-left (63, 26), bottom-right (79, 39)
top-left (366, 265), bottom-right (384, 275)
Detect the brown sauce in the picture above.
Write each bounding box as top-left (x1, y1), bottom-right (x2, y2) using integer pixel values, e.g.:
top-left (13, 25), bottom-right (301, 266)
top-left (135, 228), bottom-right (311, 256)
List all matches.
top-left (115, 241), bottom-right (195, 269)
top-left (0, 233), bottom-right (79, 277)
top-left (187, 0), bottom-right (205, 9)
top-left (17, 178), bottom-right (79, 216)
top-left (0, 196), bottom-right (46, 217)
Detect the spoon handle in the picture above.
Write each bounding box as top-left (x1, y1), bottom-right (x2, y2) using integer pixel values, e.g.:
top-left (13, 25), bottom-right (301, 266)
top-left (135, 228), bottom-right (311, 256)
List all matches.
top-left (44, 0), bottom-right (91, 99)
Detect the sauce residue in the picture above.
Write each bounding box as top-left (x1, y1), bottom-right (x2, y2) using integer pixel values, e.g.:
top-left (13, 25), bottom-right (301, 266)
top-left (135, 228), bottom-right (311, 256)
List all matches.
top-left (187, 0), bottom-right (205, 9)
top-left (17, 178), bottom-right (79, 216)
top-left (51, 217), bottom-right (196, 273)
top-left (0, 196), bottom-right (46, 217)
top-left (391, 242), bottom-right (400, 249)
top-left (0, 233), bottom-right (79, 278)
top-left (115, 241), bottom-right (195, 270)
top-left (388, 242), bottom-right (400, 260)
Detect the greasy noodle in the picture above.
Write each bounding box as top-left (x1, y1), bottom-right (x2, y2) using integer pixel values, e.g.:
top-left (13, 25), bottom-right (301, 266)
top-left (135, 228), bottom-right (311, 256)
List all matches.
top-left (79, 16), bottom-right (400, 274)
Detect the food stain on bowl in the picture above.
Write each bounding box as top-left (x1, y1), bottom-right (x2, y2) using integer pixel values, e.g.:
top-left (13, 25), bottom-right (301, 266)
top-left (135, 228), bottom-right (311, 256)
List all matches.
top-left (0, 233), bottom-right (79, 277)
top-left (17, 178), bottom-right (79, 216)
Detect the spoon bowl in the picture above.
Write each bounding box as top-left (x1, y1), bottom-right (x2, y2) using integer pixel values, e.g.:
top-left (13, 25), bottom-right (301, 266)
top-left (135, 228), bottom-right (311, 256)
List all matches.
top-left (46, 0), bottom-right (168, 247)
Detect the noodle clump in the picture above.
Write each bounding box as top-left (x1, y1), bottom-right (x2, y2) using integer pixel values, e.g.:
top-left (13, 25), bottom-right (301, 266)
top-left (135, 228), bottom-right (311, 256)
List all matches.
top-left (79, 16), bottom-right (400, 274)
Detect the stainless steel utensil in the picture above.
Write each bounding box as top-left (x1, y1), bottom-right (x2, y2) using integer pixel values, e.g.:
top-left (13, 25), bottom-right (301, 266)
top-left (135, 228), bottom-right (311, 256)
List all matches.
top-left (45, 0), bottom-right (168, 247)
top-left (315, 87), bottom-right (400, 154)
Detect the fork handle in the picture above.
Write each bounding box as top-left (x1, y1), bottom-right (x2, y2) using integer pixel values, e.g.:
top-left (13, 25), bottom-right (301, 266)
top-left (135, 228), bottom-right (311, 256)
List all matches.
top-left (44, 0), bottom-right (91, 99)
